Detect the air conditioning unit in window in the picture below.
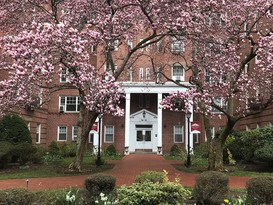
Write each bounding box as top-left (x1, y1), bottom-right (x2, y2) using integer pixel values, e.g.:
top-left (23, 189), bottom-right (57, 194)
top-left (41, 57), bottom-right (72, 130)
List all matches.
top-left (59, 105), bottom-right (65, 113)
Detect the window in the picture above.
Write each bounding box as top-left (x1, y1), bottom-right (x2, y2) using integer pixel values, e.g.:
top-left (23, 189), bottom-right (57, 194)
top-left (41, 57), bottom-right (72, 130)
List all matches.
top-left (60, 68), bottom-right (69, 83)
top-left (113, 40), bottom-right (119, 51)
top-left (193, 133), bottom-right (200, 144)
top-left (156, 67), bottom-right (162, 84)
top-left (172, 63), bottom-right (184, 81)
top-left (146, 40), bottom-right (150, 52)
top-left (36, 124), bottom-right (41, 144)
top-left (212, 98), bottom-right (227, 113)
top-left (139, 39), bottom-right (143, 51)
top-left (243, 22), bottom-right (248, 36)
top-left (89, 132), bottom-right (94, 143)
top-left (91, 45), bottom-right (96, 52)
top-left (127, 39), bottom-right (133, 50)
top-left (58, 126), bottom-right (67, 141)
top-left (59, 96), bottom-right (81, 112)
top-left (104, 125), bottom-right (114, 143)
top-left (127, 67), bottom-right (133, 82)
top-left (157, 40), bottom-right (163, 52)
top-left (171, 37), bottom-right (184, 52)
top-left (139, 68), bottom-right (144, 80)
top-left (146, 68), bottom-right (150, 80)
top-left (174, 125), bottom-right (183, 143)
top-left (72, 126), bottom-right (78, 141)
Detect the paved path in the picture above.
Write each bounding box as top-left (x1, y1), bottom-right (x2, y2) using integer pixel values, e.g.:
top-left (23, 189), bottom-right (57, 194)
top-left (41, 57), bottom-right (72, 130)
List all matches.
top-left (0, 154), bottom-right (251, 190)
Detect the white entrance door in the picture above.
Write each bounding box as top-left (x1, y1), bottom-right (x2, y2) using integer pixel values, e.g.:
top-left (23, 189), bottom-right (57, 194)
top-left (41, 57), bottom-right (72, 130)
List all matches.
top-left (135, 125), bottom-right (153, 150)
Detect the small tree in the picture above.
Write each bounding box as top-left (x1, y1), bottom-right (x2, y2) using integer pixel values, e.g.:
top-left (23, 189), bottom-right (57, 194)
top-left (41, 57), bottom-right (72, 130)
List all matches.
top-left (0, 114), bottom-right (31, 144)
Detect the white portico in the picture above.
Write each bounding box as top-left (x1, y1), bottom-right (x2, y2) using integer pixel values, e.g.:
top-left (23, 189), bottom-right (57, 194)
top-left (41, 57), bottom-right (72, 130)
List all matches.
top-left (122, 82), bottom-right (193, 155)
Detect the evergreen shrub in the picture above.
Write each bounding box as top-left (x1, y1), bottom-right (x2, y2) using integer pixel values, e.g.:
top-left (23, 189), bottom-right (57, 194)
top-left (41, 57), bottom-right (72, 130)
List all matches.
top-left (117, 181), bottom-right (190, 205)
top-left (0, 114), bottom-right (31, 144)
top-left (59, 143), bottom-right (77, 157)
top-left (11, 142), bottom-right (37, 165)
top-left (0, 188), bottom-right (33, 205)
top-left (85, 173), bottom-right (116, 204)
top-left (192, 171), bottom-right (229, 205)
top-left (170, 144), bottom-right (182, 156)
top-left (105, 144), bottom-right (118, 156)
top-left (135, 170), bottom-right (165, 184)
top-left (246, 177), bottom-right (273, 205)
top-left (0, 141), bottom-right (14, 168)
top-left (48, 140), bottom-right (60, 155)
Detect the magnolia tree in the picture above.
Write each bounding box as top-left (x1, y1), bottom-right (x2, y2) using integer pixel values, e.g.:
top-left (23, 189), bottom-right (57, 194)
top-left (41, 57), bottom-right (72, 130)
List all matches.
top-left (161, 0), bottom-right (273, 170)
top-left (0, 0), bottom-right (200, 171)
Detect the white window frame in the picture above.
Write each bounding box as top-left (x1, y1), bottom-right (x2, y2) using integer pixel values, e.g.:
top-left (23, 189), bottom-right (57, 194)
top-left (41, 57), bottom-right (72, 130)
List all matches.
top-left (60, 67), bottom-right (70, 83)
top-left (146, 40), bottom-right (150, 52)
top-left (91, 45), bottom-right (96, 52)
top-left (139, 67), bottom-right (144, 80)
top-left (174, 125), bottom-right (183, 143)
top-left (89, 132), bottom-right (94, 143)
top-left (146, 68), bottom-right (150, 80)
top-left (72, 126), bottom-right (78, 141)
top-left (113, 40), bottom-right (119, 51)
top-left (211, 98), bottom-right (227, 113)
top-left (127, 67), bottom-right (133, 82)
top-left (104, 125), bottom-right (114, 143)
top-left (171, 37), bottom-right (185, 52)
top-left (58, 126), bottom-right (67, 141)
top-left (127, 39), bottom-right (133, 50)
top-left (157, 40), bottom-right (163, 52)
top-left (172, 63), bottom-right (184, 81)
top-left (193, 133), bottom-right (200, 144)
top-left (59, 96), bottom-right (81, 113)
top-left (139, 39), bottom-right (143, 51)
top-left (36, 124), bottom-right (41, 144)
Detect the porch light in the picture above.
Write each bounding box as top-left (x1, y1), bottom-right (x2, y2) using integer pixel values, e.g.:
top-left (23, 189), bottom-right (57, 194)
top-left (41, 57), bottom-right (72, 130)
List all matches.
top-left (142, 110), bottom-right (146, 118)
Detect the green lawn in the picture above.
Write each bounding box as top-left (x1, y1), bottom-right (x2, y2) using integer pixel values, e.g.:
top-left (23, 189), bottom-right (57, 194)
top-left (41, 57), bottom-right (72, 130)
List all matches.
top-left (0, 155), bottom-right (120, 180)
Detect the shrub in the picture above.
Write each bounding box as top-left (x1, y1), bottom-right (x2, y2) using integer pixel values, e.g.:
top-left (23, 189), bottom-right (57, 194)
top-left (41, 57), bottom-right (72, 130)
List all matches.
top-left (0, 141), bottom-right (14, 168)
top-left (170, 144), bottom-right (182, 156)
top-left (0, 188), bottom-right (33, 205)
top-left (105, 144), bottom-right (118, 156)
top-left (85, 173), bottom-right (116, 204)
top-left (246, 177), bottom-right (273, 204)
top-left (192, 171), bottom-right (229, 205)
top-left (193, 142), bottom-right (209, 158)
top-left (0, 114), bottom-right (31, 144)
top-left (32, 188), bottom-right (84, 205)
top-left (59, 143), bottom-right (77, 157)
top-left (117, 181), bottom-right (190, 205)
top-left (48, 140), bottom-right (60, 155)
top-left (32, 145), bottom-right (47, 164)
top-left (254, 143), bottom-right (273, 162)
top-left (11, 142), bottom-right (37, 165)
top-left (135, 170), bottom-right (165, 184)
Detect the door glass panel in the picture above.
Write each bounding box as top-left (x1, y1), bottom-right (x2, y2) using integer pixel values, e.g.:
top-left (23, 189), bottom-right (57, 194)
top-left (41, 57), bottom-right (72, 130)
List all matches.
top-left (145, 131), bottom-right (151, 141)
top-left (137, 131), bottom-right (143, 141)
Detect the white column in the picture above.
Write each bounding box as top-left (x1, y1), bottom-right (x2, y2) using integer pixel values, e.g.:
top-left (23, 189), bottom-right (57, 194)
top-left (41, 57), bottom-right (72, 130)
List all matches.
top-left (157, 93), bottom-right (163, 155)
top-left (124, 93), bottom-right (130, 154)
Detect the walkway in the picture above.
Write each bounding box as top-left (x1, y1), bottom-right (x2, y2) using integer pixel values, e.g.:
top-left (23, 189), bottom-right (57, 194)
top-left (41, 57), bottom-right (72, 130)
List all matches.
top-left (0, 154), bottom-right (251, 190)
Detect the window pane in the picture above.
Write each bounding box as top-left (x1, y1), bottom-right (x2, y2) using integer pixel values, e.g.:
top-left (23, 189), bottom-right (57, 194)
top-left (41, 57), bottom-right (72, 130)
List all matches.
top-left (174, 125), bottom-right (183, 143)
top-left (59, 127), bottom-right (67, 141)
top-left (105, 126), bottom-right (114, 142)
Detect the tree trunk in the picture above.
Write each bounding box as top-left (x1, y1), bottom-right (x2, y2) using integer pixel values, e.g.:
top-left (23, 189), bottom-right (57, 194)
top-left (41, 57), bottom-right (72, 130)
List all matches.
top-left (207, 118), bottom-right (236, 171)
top-left (208, 139), bottom-right (225, 171)
top-left (69, 105), bottom-right (97, 172)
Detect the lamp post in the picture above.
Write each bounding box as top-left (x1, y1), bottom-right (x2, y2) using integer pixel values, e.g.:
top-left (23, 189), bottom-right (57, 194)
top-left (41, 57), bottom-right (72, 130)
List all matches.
top-left (96, 114), bottom-right (102, 166)
top-left (185, 111), bottom-right (192, 167)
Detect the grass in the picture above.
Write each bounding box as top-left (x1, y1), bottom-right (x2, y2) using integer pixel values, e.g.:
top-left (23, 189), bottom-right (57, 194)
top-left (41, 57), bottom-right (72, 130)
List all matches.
top-left (0, 154), bottom-right (120, 180)
top-left (169, 156), bottom-right (273, 177)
